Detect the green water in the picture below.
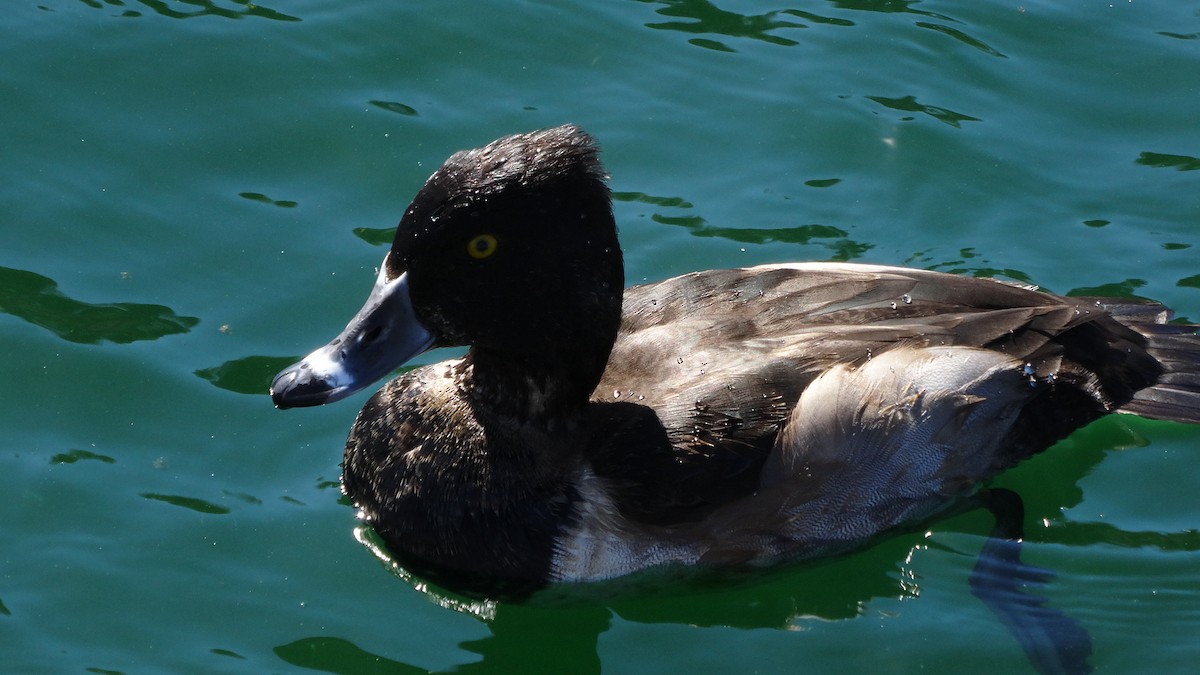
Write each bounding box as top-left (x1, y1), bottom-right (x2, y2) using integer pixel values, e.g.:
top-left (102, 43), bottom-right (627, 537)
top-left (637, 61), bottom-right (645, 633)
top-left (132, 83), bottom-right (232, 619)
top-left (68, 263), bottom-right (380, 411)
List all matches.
top-left (3, 1), bottom-right (1199, 672)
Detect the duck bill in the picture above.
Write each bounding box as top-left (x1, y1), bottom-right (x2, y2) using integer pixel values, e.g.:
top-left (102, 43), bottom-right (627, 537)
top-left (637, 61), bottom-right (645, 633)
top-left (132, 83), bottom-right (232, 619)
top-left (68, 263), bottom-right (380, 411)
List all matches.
top-left (270, 266), bottom-right (435, 409)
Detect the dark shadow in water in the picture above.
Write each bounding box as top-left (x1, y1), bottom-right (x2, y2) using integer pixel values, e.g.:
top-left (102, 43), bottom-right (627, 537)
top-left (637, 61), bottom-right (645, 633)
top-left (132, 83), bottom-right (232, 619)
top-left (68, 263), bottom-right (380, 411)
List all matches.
top-left (274, 637), bottom-right (428, 675)
top-left (866, 94), bottom-right (981, 127)
top-left (210, 647), bottom-right (247, 662)
top-left (914, 21), bottom-right (1005, 57)
top-left (50, 449), bottom-right (117, 465)
top-left (271, 604), bottom-right (610, 675)
top-left (195, 355), bottom-right (299, 395)
top-left (0, 266), bottom-right (199, 344)
top-left (616, 190), bottom-right (873, 260)
top-left (824, 0), bottom-right (950, 20)
top-left (77, 0), bottom-right (300, 21)
top-left (612, 191), bottom-right (694, 209)
top-left (370, 101), bottom-right (420, 117)
top-left (1066, 279), bottom-right (1149, 301)
top-left (911, 248), bottom-right (1039, 287)
top-left (1178, 274), bottom-right (1200, 289)
top-left (636, 0), bottom-right (853, 50)
top-left (140, 492), bottom-right (231, 515)
top-left (636, 0), bottom-right (1002, 56)
top-left (353, 227), bottom-right (397, 247)
top-left (457, 605), bottom-right (610, 675)
top-left (655, 214), bottom-right (874, 261)
top-left (1135, 152), bottom-right (1200, 172)
top-left (239, 192), bottom-right (298, 208)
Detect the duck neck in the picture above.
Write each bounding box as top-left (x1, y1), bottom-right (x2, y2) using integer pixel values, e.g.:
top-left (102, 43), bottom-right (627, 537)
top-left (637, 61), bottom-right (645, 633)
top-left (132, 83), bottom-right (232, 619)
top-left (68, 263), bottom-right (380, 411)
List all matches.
top-left (464, 326), bottom-right (616, 424)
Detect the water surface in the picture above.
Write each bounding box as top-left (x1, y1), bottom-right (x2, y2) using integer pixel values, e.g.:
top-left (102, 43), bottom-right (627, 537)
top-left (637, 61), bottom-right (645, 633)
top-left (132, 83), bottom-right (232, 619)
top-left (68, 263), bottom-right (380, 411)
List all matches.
top-left (2, 1), bottom-right (1199, 672)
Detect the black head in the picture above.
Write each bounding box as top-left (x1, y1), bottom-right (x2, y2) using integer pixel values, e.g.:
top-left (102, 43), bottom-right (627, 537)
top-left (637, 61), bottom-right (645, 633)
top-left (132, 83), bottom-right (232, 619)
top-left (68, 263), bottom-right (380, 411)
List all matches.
top-left (271, 125), bottom-right (624, 415)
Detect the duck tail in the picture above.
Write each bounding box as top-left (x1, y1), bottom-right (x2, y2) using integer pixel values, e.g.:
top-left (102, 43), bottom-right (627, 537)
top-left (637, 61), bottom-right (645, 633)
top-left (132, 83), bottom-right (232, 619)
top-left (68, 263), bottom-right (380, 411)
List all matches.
top-left (1119, 323), bottom-right (1200, 424)
top-left (1104, 300), bottom-right (1200, 424)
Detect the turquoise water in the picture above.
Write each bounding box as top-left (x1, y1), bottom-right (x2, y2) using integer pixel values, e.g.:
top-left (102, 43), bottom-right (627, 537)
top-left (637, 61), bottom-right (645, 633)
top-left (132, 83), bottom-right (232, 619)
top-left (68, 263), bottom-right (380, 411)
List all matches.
top-left (3, 0), bottom-right (1199, 672)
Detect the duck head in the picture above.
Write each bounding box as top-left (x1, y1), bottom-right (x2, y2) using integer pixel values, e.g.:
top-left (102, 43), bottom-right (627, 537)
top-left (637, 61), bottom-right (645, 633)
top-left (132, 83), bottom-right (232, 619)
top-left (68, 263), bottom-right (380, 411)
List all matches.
top-left (271, 125), bottom-right (624, 417)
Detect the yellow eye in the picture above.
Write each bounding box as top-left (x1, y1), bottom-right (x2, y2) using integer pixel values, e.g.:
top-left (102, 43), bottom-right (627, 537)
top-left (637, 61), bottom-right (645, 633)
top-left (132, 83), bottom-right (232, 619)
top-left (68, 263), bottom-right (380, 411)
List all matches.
top-left (467, 234), bottom-right (498, 259)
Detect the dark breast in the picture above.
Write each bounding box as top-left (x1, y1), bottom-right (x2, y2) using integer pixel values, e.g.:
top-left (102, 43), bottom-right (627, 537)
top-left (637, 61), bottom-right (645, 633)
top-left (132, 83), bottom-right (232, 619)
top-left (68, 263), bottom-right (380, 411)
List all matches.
top-left (341, 363), bottom-right (578, 599)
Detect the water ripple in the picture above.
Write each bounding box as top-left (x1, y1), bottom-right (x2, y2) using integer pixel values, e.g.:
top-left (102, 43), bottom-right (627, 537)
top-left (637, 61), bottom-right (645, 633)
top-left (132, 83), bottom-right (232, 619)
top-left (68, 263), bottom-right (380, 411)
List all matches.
top-left (140, 492), bottom-right (231, 515)
top-left (352, 226), bottom-right (397, 246)
top-left (915, 21), bottom-right (1006, 58)
top-left (641, 0), bottom-right (808, 48)
top-left (78, 0), bottom-right (300, 21)
top-left (274, 637), bottom-right (426, 674)
top-left (653, 214), bottom-right (873, 260)
top-left (637, 0), bottom-right (1008, 54)
top-left (1136, 152), bottom-right (1200, 172)
top-left (866, 94), bottom-right (981, 127)
top-left (369, 100), bottom-right (420, 117)
top-left (637, 0), bottom-right (854, 50)
top-left (0, 266), bottom-right (199, 345)
top-left (50, 449), bottom-right (117, 465)
top-left (194, 355), bottom-right (296, 395)
top-left (239, 192), bottom-right (297, 208)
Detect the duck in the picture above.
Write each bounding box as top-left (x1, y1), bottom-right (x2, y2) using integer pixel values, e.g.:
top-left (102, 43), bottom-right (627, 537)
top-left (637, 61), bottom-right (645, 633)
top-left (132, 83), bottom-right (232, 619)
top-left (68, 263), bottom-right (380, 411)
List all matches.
top-left (270, 124), bottom-right (1200, 601)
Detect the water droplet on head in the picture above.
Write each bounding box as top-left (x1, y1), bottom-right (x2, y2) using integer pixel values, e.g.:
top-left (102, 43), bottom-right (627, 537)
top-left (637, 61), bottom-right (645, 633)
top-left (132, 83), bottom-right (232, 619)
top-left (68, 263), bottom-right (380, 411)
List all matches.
top-left (902, 294), bottom-right (912, 304)
top-left (889, 301), bottom-right (898, 310)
